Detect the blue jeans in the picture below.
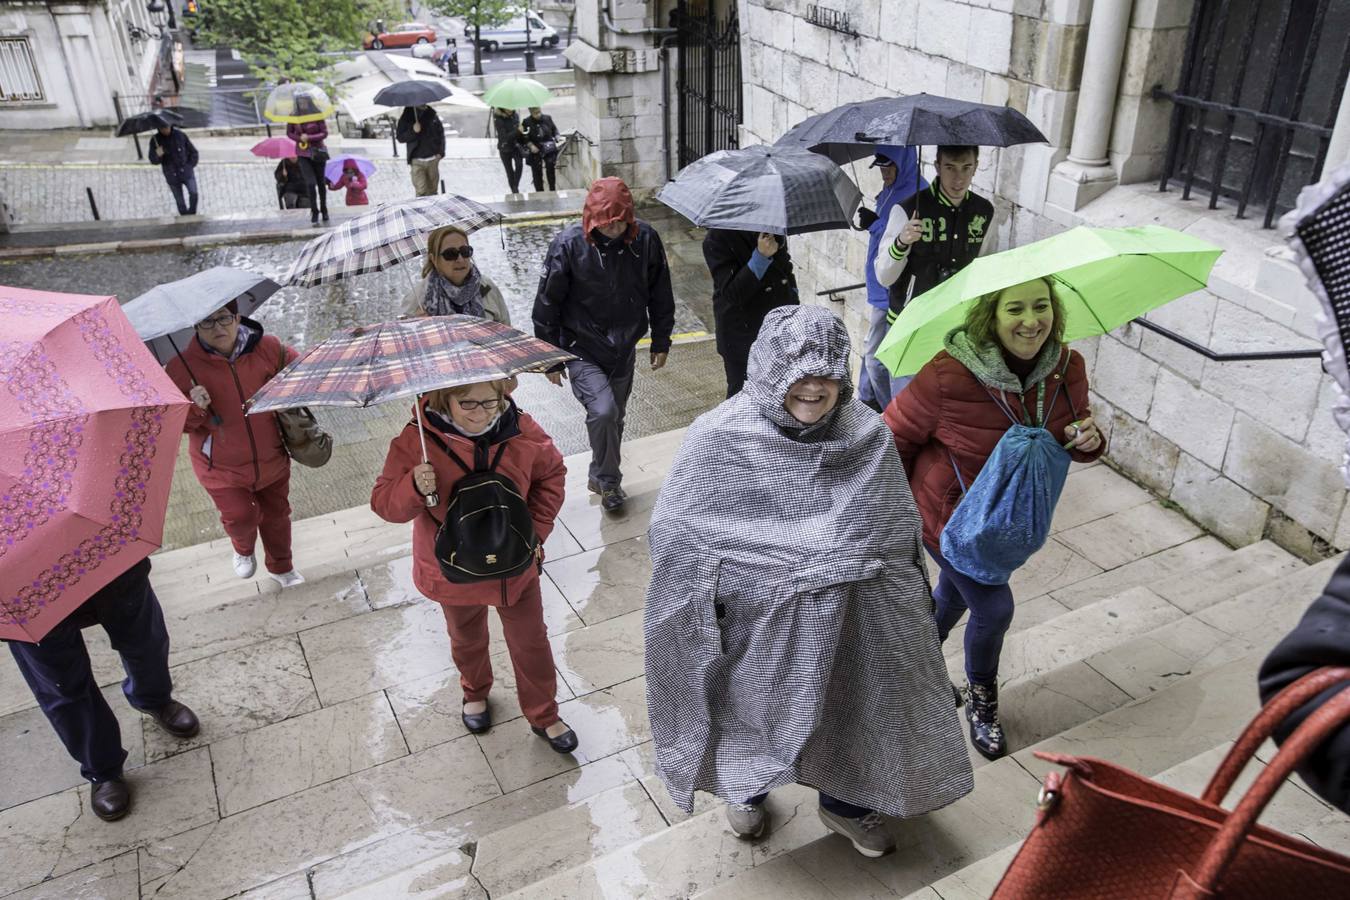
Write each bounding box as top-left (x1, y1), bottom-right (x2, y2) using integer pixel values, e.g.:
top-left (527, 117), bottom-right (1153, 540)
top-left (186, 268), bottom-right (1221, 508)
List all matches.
top-left (745, 791), bottom-right (872, 819)
top-left (164, 169), bottom-right (198, 215)
top-left (9, 560), bottom-right (173, 783)
top-left (926, 546), bottom-right (1015, 685)
top-left (858, 304), bottom-right (891, 406)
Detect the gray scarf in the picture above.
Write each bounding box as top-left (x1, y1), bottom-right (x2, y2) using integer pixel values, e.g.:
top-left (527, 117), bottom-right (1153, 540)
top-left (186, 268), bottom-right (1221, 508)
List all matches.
top-left (943, 327), bottom-right (1063, 394)
top-left (423, 267), bottom-right (485, 318)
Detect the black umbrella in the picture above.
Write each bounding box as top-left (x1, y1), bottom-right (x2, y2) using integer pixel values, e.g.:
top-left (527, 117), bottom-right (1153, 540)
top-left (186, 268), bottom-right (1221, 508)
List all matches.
top-left (373, 80), bottom-right (453, 108)
top-left (116, 109), bottom-right (184, 137)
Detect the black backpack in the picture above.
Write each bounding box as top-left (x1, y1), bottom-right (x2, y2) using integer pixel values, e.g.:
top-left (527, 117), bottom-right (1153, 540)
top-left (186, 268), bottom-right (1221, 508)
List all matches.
top-left (420, 426), bottom-right (538, 584)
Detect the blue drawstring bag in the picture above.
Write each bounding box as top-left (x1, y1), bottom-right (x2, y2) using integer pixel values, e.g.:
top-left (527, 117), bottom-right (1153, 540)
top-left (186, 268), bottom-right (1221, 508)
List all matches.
top-left (940, 376), bottom-right (1073, 586)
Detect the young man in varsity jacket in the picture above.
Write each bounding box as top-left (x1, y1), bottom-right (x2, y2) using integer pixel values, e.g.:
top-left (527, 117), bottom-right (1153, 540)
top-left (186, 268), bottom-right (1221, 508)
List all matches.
top-left (873, 145), bottom-right (994, 397)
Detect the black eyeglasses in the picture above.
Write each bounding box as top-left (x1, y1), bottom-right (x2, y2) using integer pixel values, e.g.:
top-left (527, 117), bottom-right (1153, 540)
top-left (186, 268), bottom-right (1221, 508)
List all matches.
top-left (454, 397), bottom-right (500, 411)
top-left (196, 313), bottom-right (237, 331)
top-left (439, 246), bottom-right (474, 261)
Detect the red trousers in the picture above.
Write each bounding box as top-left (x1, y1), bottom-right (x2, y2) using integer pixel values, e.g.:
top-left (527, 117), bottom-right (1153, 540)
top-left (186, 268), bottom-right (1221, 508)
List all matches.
top-left (440, 579), bottom-right (559, 729)
top-left (204, 469), bottom-right (294, 574)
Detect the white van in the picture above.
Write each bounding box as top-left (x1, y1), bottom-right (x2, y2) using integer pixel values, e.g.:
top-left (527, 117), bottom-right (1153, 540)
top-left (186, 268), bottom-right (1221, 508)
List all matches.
top-left (476, 9), bottom-right (559, 51)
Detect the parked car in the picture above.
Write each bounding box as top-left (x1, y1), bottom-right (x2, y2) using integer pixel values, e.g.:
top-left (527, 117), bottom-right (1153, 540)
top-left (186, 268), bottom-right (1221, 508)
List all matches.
top-left (476, 10), bottom-right (559, 52)
top-left (363, 22), bottom-right (438, 50)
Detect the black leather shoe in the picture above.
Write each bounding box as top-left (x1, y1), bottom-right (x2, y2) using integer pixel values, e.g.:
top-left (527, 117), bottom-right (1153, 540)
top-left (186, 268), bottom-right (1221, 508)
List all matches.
top-left (146, 700), bottom-right (200, 739)
top-left (600, 486), bottom-right (627, 513)
top-left (91, 778), bottom-right (130, 821)
top-left (462, 702), bottom-right (491, 734)
top-left (531, 722), bottom-right (579, 754)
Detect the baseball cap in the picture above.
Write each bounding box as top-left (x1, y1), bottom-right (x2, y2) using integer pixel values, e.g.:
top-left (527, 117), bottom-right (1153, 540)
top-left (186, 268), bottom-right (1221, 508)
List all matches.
top-left (869, 154), bottom-right (897, 168)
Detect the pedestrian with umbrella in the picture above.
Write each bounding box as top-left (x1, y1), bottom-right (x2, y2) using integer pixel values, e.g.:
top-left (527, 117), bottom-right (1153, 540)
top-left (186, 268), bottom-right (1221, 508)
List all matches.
top-left (155, 289), bottom-right (307, 588)
top-left (0, 286), bottom-right (201, 822)
top-left (533, 177), bottom-right (676, 513)
top-left (492, 107), bottom-right (524, 194)
top-left (520, 106), bottom-right (561, 192)
top-left (397, 104), bottom-right (446, 197)
top-left (658, 145), bottom-right (863, 396)
top-left (246, 316), bottom-right (580, 752)
top-left (325, 155), bottom-right (374, 207)
top-left (266, 83), bottom-right (335, 226)
top-left (146, 116), bottom-right (200, 216)
top-left (879, 225), bottom-right (1223, 759)
top-left (481, 79), bottom-right (550, 195)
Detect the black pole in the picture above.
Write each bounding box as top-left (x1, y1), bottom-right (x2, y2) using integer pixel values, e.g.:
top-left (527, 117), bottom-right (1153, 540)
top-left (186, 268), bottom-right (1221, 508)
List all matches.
top-left (440, 178), bottom-right (446, 193)
top-left (133, 133), bottom-right (144, 160)
top-left (524, 11), bottom-right (535, 72)
top-left (86, 187), bottom-right (100, 220)
top-left (564, 10), bottom-right (574, 69)
top-left (391, 125), bottom-right (399, 158)
top-left (473, 17), bottom-right (483, 76)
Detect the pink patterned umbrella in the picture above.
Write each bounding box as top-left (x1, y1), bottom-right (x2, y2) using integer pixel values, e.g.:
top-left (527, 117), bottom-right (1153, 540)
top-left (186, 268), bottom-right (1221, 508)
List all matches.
top-left (0, 287), bottom-right (191, 642)
top-left (251, 136), bottom-right (298, 159)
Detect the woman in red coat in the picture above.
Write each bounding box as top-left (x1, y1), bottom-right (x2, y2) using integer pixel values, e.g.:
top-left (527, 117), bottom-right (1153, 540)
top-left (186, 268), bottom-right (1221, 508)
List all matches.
top-left (371, 380), bottom-right (578, 752)
top-left (884, 277), bottom-right (1106, 759)
top-left (165, 301), bottom-right (303, 586)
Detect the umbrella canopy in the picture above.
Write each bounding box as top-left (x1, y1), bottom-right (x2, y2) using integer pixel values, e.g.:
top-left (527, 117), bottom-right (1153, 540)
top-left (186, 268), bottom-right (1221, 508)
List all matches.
top-left (122, 266), bottom-right (281, 365)
top-left (251, 136), bottom-right (298, 159)
top-left (324, 155), bottom-right (377, 183)
top-left (116, 109), bottom-right (184, 137)
top-left (282, 195), bottom-right (503, 288)
top-left (1284, 160), bottom-right (1350, 485)
top-left (777, 94), bottom-right (1047, 164)
top-left (876, 225), bottom-right (1224, 376)
top-left (373, 80), bottom-right (453, 107)
top-left (247, 316), bottom-right (575, 413)
top-left (0, 287), bottom-right (191, 642)
top-left (481, 77), bottom-right (553, 109)
top-left (655, 145), bottom-right (862, 236)
top-left (264, 82), bottom-right (335, 124)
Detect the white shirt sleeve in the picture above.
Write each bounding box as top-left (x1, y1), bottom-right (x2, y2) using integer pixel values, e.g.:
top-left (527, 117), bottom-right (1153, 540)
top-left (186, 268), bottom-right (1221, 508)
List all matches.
top-left (873, 204), bottom-right (911, 288)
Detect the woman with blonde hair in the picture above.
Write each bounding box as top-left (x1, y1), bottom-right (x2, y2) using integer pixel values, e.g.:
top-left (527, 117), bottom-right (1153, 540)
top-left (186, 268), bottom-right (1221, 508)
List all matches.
top-left (885, 276), bottom-right (1105, 759)
top-left (371, 378), bottom-right (575, 751)
top-left (403, 225), bottom-right (510, 323)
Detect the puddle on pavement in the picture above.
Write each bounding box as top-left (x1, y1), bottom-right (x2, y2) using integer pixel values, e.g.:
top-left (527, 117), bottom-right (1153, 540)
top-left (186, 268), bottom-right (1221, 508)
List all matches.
top-left (0, 222), bottom-right (708, 349)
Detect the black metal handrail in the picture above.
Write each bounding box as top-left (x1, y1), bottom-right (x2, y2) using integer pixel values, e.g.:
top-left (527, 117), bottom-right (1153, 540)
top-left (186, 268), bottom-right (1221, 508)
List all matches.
top-left (810, 283), bottom-right (1324, 362)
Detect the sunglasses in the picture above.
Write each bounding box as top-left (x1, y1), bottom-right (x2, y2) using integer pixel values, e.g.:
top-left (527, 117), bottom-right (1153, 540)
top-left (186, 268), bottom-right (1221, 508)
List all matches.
top-left (454, 397), bottom-right (500, 411)
top-left (439, 246), bottom-right (475, 261)
top-left (196, 313), bottom-right (238, 331)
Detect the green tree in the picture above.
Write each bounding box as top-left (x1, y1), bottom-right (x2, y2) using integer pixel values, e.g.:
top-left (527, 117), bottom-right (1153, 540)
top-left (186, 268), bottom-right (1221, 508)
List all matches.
top-left (424, 0), bottom-right (516, 76)
top-left (199, 0), bottom-right (401, 84)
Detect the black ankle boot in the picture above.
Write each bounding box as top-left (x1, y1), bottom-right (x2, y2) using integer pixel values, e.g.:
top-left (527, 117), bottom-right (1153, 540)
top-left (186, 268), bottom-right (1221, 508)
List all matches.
top-left (965, 681), bottom-right (1006, 759)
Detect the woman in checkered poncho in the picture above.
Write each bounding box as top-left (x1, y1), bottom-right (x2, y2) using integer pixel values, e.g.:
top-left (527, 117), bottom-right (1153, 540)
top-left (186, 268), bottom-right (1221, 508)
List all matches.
top-left (644, 305), bottom-right (972, 858)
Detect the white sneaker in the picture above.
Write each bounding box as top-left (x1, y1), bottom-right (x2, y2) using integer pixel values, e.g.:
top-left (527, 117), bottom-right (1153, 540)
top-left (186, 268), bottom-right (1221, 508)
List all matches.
top-left (725, 802), bottom-right (766, 839)
top-left (232, 553), bottom-right (256, 579)
top-left (269, 569), bottom-right (305, 588)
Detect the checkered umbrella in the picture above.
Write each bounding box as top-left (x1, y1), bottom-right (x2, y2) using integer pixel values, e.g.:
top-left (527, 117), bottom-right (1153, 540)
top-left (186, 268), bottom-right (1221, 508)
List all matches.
top-left (247, 316), bottom-right (574, 413)
top-left (281, 195), bottom-right (503, 288)
top-left (1284, 161), bottom-right (1350, 486)
top-left (655, 145), bottom-right (862, 235)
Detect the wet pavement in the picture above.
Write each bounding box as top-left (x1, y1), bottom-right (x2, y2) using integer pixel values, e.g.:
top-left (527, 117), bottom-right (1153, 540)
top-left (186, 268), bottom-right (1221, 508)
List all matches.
top-left (0, 207), bottom-right (721, 551)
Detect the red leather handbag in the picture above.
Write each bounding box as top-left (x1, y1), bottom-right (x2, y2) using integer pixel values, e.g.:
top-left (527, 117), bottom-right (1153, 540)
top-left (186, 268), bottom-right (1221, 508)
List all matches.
top-left (992, 667), bottom-right (1350, 898)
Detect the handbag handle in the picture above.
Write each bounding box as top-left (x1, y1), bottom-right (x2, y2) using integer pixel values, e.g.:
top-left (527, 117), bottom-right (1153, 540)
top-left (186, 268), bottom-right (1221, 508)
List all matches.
top-left (1201, 665), bottom-right (1350, 804)
top-left (1178, 668), bottom-right (1350, 895)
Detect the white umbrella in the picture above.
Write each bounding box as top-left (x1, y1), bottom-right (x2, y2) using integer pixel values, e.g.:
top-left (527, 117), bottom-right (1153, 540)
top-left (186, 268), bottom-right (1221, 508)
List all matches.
top-left (122, 266), bottom-right (280, 365)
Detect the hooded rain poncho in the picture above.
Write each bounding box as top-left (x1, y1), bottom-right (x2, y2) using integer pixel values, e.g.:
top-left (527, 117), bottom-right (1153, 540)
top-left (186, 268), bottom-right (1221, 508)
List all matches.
top-left (644, 305), bottom-right (974, 817)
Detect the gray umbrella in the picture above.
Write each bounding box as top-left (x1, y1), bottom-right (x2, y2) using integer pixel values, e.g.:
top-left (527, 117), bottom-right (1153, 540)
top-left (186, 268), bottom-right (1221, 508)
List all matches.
top-left (123, 266), bottom-right (280, 366)
top-left (656, 145), bottom-right (862, 235)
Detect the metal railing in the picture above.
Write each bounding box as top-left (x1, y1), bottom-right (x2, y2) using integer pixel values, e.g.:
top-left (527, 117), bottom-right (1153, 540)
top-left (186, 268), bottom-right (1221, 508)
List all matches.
top-left (813, 282), bottom-right (1324, 362)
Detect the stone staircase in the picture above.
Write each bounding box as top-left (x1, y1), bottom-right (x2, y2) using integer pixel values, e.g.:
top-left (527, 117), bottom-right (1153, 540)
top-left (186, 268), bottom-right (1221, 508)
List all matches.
top-left (0, 429), bottom-right (1345, 900)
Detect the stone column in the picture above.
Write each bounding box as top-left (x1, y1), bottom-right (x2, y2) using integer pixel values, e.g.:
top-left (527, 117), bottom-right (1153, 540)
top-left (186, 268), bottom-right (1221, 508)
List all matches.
top-left (1324, 71), bottom-right (1350, 170)
top-left (1045, 0), bottom-right (1136, 215)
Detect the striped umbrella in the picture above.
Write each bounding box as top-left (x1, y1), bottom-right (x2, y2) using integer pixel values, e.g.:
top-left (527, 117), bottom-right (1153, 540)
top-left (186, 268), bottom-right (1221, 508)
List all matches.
top-left (281, 195), bottom-right (503, 287)
top-left (246, 316), bottom-right (574, 503)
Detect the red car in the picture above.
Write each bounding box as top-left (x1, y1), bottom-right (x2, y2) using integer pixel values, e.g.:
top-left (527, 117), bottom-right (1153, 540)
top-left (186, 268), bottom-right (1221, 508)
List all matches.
top-left (363, 22), bottom-right (437, 50)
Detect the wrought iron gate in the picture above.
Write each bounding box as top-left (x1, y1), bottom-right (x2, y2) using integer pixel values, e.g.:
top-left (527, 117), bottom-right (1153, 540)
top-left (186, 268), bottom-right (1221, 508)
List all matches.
top-left (674, 2), bottom-right (742, 170)
top-left (1155, 0), bottom-right (1350, 227)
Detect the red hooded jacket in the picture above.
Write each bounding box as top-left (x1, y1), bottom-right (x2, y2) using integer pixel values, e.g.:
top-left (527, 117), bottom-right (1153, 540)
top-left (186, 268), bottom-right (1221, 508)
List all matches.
top-left (370, 398), bottom-right (566, 607)
top-left (884, 345), bottom-right (1104, 551)
top-left (581, 177), bottom-right (638, 243)
top-left (165, 322), bottom-right (299, 492)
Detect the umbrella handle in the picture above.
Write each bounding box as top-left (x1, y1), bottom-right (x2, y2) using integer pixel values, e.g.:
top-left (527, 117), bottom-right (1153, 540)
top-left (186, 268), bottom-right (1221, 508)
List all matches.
top-left (413, 399), bottom-right (439, 508)
top-left (168, 336), bottom-right (223, 427)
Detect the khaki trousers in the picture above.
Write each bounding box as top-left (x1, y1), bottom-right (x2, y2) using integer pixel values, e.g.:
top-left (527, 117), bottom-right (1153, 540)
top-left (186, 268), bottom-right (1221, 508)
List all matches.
top-left (410, 156), bottom-right (442, 196)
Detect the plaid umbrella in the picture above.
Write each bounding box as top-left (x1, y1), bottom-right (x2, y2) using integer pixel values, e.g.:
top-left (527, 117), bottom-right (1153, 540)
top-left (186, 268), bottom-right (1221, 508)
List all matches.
top-left (281, 195), bottom-right (503, 288)
top-left (1284, 160), bottom-right (1350, 486)
top-left (655, 145), bottom-right (862, 235)
top-left (247, 316), bottom-right (574, 413)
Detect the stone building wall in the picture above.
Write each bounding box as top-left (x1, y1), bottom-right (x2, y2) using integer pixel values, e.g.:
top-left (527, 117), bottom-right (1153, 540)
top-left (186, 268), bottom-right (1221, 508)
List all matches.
top-left (732, 0), bottom-right (1350, 556)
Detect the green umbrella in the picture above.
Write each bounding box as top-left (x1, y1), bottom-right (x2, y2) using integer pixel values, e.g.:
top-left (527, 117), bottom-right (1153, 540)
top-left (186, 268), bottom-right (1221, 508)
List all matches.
top-left (876, 224), bottom-right (1224, 376)
top-left (481, 77), bottom-right (553, 109)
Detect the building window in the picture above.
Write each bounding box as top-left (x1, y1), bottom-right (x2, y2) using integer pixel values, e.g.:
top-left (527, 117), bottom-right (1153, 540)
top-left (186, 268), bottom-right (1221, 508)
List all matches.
top-left (0, 37), bottom-right (44, 103)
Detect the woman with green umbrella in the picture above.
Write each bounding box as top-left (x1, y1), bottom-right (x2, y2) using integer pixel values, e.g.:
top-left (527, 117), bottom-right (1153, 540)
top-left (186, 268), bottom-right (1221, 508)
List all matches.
top-left (492, 107), bottom-right (524, 194)
top-left (883, 278), bottom-right (1105, 760)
